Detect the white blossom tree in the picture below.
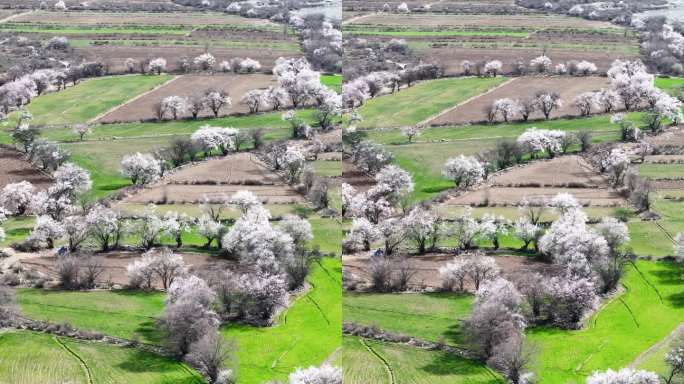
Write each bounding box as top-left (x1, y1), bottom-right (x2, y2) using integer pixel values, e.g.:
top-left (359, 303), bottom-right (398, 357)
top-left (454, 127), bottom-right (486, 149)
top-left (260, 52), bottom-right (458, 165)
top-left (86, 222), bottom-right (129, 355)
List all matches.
top-left (121, 152), bottom-right (161, 185)
top-left (530, 55), bottom-right (552, 74)
top-left (148, 57), bottom-right (167, 75)
top-left (586, 368), bottom-right (659, 384)
top-left (442, 155), bottom-right (485, 188)
top-left (0, 181), bottom-right (35, 215)
top-left (288, 364), bottom-right (342, 384)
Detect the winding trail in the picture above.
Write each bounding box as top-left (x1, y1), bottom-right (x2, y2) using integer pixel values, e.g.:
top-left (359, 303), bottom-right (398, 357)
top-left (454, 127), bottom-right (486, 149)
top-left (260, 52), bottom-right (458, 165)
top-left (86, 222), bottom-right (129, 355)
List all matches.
top-left (360, 338), bottom-right (395, 384)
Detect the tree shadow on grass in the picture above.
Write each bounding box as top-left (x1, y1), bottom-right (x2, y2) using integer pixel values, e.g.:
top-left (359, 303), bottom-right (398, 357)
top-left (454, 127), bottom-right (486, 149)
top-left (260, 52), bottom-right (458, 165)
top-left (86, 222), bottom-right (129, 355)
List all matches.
top-left (643, 261), bottom-right (684, 307)
top-left (132, 319), bottom-right (163, 344)
top-left (420, 349), bottom-right (492, 378)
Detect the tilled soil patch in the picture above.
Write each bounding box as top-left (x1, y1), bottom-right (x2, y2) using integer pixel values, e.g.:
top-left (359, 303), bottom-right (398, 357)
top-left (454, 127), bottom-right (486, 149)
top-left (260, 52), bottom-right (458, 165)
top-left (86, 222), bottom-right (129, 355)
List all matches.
top-left (430, 76), bottom-right (613, 125)
top-left (0, 147), bottom-right (52, 189)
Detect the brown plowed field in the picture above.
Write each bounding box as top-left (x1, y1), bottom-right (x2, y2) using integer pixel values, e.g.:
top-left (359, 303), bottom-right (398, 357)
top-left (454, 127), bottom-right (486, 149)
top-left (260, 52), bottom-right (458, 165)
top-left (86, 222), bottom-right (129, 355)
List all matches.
top-left (344, 252), bottom-right (564, 290)
top-left (0, 147), bottom-right (52, 189)
top-left (97, 73), bottom-right (278, 123)
top-left (443, 156), bottom-right (626, 207)
top-left (430, 76), bottom-right (613, 125)
top-left (123, 152), bottom-right (304, 204)
top-left (20, 250), bottom-right (241, 288)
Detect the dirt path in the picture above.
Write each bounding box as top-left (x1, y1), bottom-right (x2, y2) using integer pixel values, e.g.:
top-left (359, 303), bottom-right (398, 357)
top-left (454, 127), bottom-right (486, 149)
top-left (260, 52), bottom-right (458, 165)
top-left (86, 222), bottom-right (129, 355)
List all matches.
top-left (360, 338), bottom-right (395, 384)
top-left (418, 77), bottom-right (516, 127)
top-left (323, 347), bottom-right (342, 365)
top-left (0, 10), bottom-right (32, 24)
top-left (629, 322), bottom-right (684, 369)
top-left (342, 13), bottom-right (373, 25)
top-left (87, 75), bottom-right (180, 124)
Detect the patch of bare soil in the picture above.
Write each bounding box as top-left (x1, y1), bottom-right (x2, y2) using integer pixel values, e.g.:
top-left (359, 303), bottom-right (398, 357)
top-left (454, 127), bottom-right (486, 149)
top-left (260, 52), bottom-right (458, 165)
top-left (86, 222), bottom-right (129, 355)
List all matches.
top-left (0, 146), bottom-right (52, 189)
top-left (645, 128), bottom-right (684, 148)
top-left (122, 152), bottom-right (305, 204)
top-left (19, 250), bottom-right (238, 288)
top-left (344, 252), bottom-right (564, 290)
top-left (342, 159), bottom-right (375, 192)
top-left (430, 76), bottom-right (613, 125)
top-left (491, 155), bottom-right (608, 187)
top-left (97, 73), bottom-right (278, 123)
top-left (443, 156), bottom-right (626, 207)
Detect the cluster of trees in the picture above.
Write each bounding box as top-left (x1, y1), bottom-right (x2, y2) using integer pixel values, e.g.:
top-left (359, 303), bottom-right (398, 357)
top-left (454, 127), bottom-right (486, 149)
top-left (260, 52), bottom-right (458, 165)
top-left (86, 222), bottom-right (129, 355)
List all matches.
top-left (124, 55), bottom-right (261, 76)
top-left (296, 14), bottom-right (342, 73)
top-left (515, 0), bottom-right (640, 24)
top-left (486, 91), bottom-right (562, 123)
top-left (126, 199), bottom-right (321, 383)
top-left (0, 63), bottom-right (105, 118)
top-left (153, 89), bottom-right (231, 121)
top-left (462, 57), bottom-right (598, 78)
top-left (150, 57), bottom-right (341, 123)
top-left (118, 124), bottom-right (247, 186)
top-left (639, 17), bottom-right (684, 75)
top-left (343, 64), bottom-right (442, 107)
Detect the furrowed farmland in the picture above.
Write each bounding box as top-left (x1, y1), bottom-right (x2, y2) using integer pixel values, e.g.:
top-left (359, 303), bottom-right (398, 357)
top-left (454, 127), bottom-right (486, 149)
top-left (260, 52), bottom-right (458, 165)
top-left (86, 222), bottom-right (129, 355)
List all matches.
top-left (0, 1), bottom-right (344, 383)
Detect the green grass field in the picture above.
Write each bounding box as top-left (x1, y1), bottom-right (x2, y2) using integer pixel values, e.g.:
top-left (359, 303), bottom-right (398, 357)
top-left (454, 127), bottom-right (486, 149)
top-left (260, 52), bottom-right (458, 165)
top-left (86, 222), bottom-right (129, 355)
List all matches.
top-left (9, 75), bottom-right (173, 126)
top-left (220, 257), bottom-right (342, 384)
top-left (313, 159), bottom-right (342, 177)
top-left (343, 292), bottom-right (473, 345)
top-left (15, 257), bottom-right (341, 384)
top-left (339, 336), bottom-right (502, 384)
top-left (321, 74), bottom-right (342, 92)
top-left (655, 77), bottom-right (684, 92)
top-left (18, 289), bottom-right (166, 344)
top-left (529, 260), bottom-right (684, 382)
top-left (637, 163), bottom-right (684, 180)
top-left (357, 76), bottom-right (509, 128)
top-left (0, 330), bottom-right (204, 384)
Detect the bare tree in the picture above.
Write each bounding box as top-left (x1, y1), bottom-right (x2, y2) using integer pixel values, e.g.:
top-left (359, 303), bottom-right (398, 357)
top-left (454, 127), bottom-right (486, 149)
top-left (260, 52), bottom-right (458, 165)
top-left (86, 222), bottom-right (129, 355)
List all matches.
top-left (186, 332), bottom-right (237, 384)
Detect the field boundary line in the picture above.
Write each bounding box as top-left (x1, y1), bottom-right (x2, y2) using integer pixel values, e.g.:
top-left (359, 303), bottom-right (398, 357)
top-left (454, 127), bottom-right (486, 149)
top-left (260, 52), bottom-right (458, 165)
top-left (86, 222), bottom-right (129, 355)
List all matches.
top-left (654, 220), bottom-right (676, 244)
top-left (88, 75), bottom-right (181, 124)
top-left (53, 335), bottom-right (94, 384)
top-left (416, 77), bottom-right (516, 127)
top-left (360, 338), bottom-right (395, 384)
top-left (271, 336), bottom-right (301, 369)
top-left (629, 321), bottom-right (684, 369)
top-left (629, 261), bottom-right (664, 304)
